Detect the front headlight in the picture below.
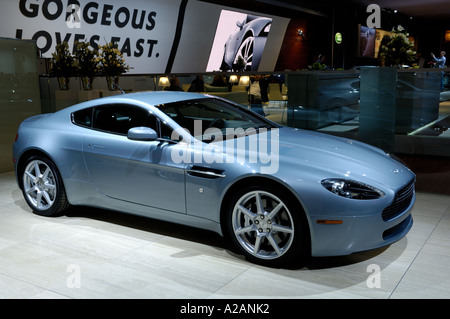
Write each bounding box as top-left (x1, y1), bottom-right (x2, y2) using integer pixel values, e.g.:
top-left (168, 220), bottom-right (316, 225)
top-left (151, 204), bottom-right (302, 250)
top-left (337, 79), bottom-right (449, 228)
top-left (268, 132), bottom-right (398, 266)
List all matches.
top-left (321, 179), bottom-right (385, 200)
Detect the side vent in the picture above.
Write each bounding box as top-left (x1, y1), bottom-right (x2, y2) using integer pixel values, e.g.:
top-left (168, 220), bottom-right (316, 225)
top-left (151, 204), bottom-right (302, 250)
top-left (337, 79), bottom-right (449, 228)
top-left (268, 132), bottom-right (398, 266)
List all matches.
top-left (186, 166), bottom-right (226, 179)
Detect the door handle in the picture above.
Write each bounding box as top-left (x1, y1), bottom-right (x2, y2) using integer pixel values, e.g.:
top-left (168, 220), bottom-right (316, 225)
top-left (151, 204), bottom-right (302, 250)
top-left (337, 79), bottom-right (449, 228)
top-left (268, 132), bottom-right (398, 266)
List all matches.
top-left (88, 144), bottom-right (106, 150)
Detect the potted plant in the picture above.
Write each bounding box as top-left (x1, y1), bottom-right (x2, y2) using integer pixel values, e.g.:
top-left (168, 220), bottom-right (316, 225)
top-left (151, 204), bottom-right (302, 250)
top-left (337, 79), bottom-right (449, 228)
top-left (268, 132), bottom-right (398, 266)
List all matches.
top-left (74, 41), bottom-right (99, 90)
top-left (379, 25), bottom-right (416, 68)
top-left (49, 42), bottom-right (77, 90)
top-left (97, 42), bottom-right (130, 90)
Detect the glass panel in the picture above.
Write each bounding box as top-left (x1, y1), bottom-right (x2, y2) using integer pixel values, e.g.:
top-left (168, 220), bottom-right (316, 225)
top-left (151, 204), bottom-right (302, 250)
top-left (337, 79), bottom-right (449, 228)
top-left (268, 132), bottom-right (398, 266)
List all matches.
top-left (277, 68), bottom-right (447, 157)
top-left (0, 38), bottom-right (41, 173)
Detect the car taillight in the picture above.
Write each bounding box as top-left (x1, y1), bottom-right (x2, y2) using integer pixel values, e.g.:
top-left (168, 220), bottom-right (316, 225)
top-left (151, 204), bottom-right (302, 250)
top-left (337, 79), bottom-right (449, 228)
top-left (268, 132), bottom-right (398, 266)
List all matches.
top-left (14, 133), bottom-right (18, 142)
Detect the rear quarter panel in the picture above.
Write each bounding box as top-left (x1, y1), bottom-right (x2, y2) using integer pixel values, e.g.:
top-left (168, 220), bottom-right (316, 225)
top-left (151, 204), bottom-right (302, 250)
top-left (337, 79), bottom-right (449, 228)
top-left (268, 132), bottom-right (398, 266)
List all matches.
top-left (14, 111), bottom-right (95, 204)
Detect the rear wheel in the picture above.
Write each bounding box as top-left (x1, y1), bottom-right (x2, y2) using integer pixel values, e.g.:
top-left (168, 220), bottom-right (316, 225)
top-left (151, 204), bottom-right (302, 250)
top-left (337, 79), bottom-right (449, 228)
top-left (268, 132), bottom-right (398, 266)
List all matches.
top-left (226, 185), bottom-right (309, 267)
top-left (21, 156), bottom-right (69, 217)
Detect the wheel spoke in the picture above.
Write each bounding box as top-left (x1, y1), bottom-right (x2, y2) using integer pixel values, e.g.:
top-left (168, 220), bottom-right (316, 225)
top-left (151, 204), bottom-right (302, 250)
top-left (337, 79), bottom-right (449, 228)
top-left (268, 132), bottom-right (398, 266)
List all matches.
top-left (255, 192), bottom-right (264, 215)
top-left (44, 182), bottom-right (56, 190)
top-left (267, 202), bottom-right (283, 220)
top-left (271, 224), bottom-right (294, 234)
top-left (42, 191), bottom-right (53, 206)
top-left (243, 44), bottom-right (250, 60)
top-left (267, 234), bottom-right (281, 256)
top-left (244, 39), bottom-right (252, 58)
top-left (235, 224), bottom-right (254, 235)
top-left (42, 167), bottom-right (51, 179)
top-left (25, 170), bottom-right (35, 181)
top-left (34, 161), bottom-right (41, 177)
top-left (253, 235), bottom-right (263, 254)
top-left (237, 204), bottom-right (256, 219)
top-left (36, 191), bottom-right (43, 208)
top-left (25, 186), bottom-right (36, 195)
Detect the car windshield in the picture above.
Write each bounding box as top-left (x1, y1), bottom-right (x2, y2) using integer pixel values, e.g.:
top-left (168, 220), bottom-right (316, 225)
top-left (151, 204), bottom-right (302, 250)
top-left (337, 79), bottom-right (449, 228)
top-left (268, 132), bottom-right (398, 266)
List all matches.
top-left (156, 98), bottom-right (276, 142)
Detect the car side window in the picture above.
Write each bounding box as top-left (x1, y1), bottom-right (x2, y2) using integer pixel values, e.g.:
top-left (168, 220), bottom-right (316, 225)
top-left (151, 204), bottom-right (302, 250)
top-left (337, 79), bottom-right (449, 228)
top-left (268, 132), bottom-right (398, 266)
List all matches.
top-left (92, 104), bottom-right (156, 135)
top-left (72, 107), bottom-right (93, 128)
top-left (73, 104), bottom-right (175, 140)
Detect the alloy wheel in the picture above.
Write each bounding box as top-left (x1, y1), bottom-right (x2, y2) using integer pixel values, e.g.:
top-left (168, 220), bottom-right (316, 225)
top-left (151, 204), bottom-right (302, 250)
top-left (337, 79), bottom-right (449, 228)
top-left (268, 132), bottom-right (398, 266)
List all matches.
top-left (234, 36), bottom-right (254, 71)
top-left (231, 190), bottom-right (295, 260)
top-left (23, 159), bottom-right (57, 210)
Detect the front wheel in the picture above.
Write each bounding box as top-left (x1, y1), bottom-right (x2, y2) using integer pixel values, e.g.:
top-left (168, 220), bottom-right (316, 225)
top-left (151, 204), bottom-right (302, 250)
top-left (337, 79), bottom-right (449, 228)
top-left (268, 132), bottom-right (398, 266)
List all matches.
top-left (226, 185), bottom-right (309, 267)
top-left (21, 156), bottom-right (70, 217)
top-left (233, 36), bottom-right (254, 71)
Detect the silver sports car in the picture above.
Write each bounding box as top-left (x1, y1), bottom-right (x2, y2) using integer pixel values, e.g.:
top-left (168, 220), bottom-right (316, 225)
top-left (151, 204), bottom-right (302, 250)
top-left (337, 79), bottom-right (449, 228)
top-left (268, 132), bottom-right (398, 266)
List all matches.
top-left (13, 91), bottom-right (415, 267)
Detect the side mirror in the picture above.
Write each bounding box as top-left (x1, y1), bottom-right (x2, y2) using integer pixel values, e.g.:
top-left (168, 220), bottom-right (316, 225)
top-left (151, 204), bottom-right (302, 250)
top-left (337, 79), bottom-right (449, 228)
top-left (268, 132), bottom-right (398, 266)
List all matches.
top-left (127, 127), bottom-right (157, 141)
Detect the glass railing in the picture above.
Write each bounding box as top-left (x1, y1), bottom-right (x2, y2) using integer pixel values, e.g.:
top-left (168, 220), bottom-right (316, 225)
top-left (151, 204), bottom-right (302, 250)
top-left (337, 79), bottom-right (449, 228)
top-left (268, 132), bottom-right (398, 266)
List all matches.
top-left (39, 67), bottom-right (450, 157)
top-left (279, 68), bottom-right (449, 157)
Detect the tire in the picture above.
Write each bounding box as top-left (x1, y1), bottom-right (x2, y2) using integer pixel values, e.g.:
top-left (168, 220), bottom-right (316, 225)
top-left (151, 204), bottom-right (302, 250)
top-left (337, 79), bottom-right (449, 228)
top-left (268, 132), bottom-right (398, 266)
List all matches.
top-left (21, 156), bottom-right (70, 217)
top-left (225, 185), bottom-right (309, 267)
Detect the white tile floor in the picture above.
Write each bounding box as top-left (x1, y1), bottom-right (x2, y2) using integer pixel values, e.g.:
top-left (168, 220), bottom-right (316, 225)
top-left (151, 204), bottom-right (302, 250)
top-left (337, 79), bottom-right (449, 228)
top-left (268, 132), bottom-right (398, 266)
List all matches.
top-left (0, 171), bottom-right (449, 299)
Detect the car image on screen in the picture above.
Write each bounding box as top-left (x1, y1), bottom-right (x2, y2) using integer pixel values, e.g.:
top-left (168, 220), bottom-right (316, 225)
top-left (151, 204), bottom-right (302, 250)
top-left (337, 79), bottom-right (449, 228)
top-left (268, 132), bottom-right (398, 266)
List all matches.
top-left (220, 15), bottom-right (272, 72)
top-left (13, 91), bottom-right (415, 268)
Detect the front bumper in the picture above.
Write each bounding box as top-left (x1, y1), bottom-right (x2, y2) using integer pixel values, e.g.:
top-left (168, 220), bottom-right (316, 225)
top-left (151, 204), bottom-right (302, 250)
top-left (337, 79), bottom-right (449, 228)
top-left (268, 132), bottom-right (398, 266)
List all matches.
top-left (308, 192), bottom-right (415, 257)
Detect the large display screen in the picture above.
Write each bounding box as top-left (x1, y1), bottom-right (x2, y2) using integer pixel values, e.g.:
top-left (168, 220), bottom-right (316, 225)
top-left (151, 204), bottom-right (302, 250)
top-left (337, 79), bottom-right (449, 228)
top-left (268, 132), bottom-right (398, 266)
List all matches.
top-left (206, 10), bottom-right (272, 72)
top-left (374, 29), bottom-right (392, 58)
top-left (358, 25), bottom-right (416, 59)
top-left (0, 0), bottom-right (287, 74)
top-left (359, 25), bottom-right (376, 58)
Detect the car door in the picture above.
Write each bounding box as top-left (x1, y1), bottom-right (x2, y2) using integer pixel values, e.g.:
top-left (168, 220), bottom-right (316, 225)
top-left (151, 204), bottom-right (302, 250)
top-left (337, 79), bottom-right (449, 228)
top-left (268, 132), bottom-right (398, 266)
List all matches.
top-left (81, 103), bottom-right (186, 213)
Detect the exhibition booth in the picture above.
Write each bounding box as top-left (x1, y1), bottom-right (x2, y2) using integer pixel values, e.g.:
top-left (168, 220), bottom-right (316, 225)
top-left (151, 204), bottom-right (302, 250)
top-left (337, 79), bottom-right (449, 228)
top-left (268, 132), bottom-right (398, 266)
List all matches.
top-left (2, 0), bottom-right (450, 301)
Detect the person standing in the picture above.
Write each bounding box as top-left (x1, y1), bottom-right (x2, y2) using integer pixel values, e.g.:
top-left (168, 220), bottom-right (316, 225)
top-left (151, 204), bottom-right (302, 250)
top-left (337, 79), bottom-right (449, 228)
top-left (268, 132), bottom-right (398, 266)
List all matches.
top-left (249, 74), bottom-right (265, 116)
top-left (188, 75), bottom-right (205, 92)
top-left (431, 51), bottom-right (446, 91)
top-left (432, 51), bottom-right (446, 67)
top-left (164, 77), bottom-right (183, 91)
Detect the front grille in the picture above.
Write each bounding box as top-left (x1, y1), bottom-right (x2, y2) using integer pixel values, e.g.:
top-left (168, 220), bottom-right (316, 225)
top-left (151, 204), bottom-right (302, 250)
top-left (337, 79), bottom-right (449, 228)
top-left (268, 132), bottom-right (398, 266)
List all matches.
top-left (382, 180), bottom-right (415, 221)
top-left (383, 214), bottom-right (412, 239)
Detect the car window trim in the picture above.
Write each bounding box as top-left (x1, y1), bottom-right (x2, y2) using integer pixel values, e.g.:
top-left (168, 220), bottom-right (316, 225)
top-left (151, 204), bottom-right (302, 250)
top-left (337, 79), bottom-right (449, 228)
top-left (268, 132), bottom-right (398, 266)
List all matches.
top-left (71, 103), bottom-right (182, 143)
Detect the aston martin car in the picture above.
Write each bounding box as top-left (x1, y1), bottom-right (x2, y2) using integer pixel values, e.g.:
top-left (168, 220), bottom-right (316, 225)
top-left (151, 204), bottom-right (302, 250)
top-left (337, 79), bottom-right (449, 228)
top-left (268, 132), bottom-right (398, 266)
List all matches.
top-left (13, 91), bottom-right (415, 267)
top-left (220, 15), bottom-right (272, 72)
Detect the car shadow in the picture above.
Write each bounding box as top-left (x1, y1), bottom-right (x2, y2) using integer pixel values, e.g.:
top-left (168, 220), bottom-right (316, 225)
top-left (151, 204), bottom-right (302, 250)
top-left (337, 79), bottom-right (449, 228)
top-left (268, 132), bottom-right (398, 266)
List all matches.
top-left (64, 205), bottom-right (231, 251)
top-left (63, 205), bottom-right (390, 270)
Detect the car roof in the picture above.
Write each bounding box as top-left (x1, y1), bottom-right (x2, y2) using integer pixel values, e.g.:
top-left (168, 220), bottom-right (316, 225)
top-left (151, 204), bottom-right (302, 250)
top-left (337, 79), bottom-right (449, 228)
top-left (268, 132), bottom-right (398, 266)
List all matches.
top-left (94, 91), bottom-right (206, 106)
top-left (62, 91), bottom-right (208, 114)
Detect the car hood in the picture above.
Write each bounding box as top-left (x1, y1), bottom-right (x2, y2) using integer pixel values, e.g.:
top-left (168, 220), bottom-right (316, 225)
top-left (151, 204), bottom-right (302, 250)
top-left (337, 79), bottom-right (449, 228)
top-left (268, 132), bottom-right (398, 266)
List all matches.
top-left (210, 126), bottom-right (414, 189)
